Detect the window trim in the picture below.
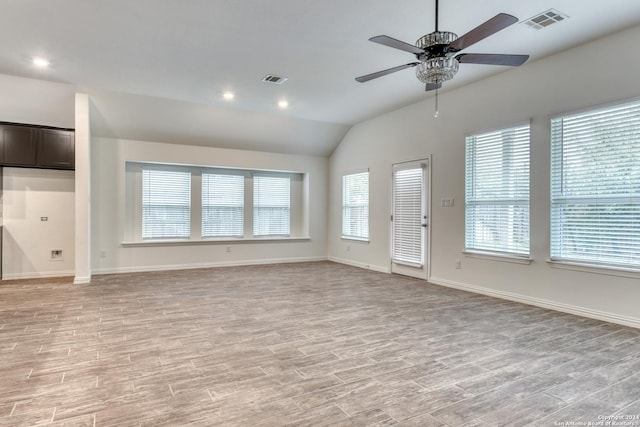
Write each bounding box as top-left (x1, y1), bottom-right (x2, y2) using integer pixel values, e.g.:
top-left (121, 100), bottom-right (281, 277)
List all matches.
top-left (201, 171), bottom-right (245, 239)
top-left (546, 259), bottom-right (640, 280)
top-left (140, 167), bottom-right (193, 241)
top-left (341, 169), bottom-right (370, 242)
top-left (125, 161), bottom-right (308, 244)
top-left (464, 122), bottom-right (531, 257)
top-left (122, 236), bottom-right (311, 247)
top-left (549, 98), bottom-right (640, 270)
top-left (463, 250), bottom-right (532, 265)
top-left (252, 173), bottom-right (292, 237)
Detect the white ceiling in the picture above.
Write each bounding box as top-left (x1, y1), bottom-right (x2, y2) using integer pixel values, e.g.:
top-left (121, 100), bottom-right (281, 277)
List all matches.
top-left (1, 0), bottom-right (640, 155)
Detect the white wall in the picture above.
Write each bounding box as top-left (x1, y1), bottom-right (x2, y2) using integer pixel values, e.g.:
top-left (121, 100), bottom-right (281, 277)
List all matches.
top-left (2, 168), bottom-right (75, 278)
top-left (0, 74), bottom-right (75, 128)
top-left (329, 24), bottom-right (640, 327)
top-left (0, 73), bottom-right (77, 279)
top-left (74, 93), bottom-right (91, 284)
top-left (91, 137), bottom-right (328, 274)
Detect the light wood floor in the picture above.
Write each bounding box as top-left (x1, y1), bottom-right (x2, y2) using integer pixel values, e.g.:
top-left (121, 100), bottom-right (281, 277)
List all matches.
top-left (1, 262), bottom-right (639, 426)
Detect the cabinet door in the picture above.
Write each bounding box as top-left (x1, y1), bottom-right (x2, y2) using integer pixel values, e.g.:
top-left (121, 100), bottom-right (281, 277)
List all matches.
top-left (38, 128), bottom-right (75, 169)
top-left (0, 124), bottom-right (37, 166)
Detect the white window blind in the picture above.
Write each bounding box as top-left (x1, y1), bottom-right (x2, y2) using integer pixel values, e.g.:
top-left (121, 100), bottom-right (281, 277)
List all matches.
top-left (342, 172), bottom-right (369, 240)
top-left (392, 166), bottom-right (424, 266)
top-left (551, 100), bottom-right (640, 268)
top-left (465, 124), bottom-right (530, 255)
top-left (253, 175), bottom-right (290, 236)
top-left (142, 169), bottom-right (191, 239)
top-left (201, 173), bottom-right (244, 238)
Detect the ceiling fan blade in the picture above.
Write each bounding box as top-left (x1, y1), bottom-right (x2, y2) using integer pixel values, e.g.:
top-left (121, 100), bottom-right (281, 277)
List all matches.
top-left (425, 82), bottom-right (442, 91)
top-left (456, 53), bottom-right (529, 66)
top-left (369, 35), bottom-right (425, 55)
top-left (355, 62), bottom-right (419, 83)
top-left (448, 13), bottom-right (518, 52)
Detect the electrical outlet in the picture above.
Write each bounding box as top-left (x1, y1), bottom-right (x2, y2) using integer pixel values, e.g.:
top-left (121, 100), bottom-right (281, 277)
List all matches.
top-left (226, 246), bottom-right (231, 253)
top-left (347, 245), bottom-right (351, 252)
top-left (50, 249), bottom-right (63, 261)
top-left (100, 250), bottom-right (107, 258)
top-left (455, 260), bottom-right (461, 269)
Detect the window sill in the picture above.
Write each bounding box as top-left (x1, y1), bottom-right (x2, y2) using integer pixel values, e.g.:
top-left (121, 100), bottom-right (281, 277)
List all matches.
top-left (122, 237), bottom-right (311, 247)
top-left (341, 237), bottom-right (370, 243)
top-left (463, 251), bottom-right (532, 265)
top-left (546, 259), bottom-right (640, 279)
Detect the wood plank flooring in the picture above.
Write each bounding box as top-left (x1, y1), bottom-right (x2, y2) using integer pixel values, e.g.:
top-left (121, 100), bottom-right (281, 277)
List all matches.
top-left (1, 261), bottom-right (639, 426)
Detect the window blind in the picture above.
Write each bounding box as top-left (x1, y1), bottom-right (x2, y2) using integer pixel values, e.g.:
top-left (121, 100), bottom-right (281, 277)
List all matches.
top-left (201, 173), bottom-right (244, 238)
top-left (342, 172), bottom-right (369, 240)
top-left (465, 124), bottom-right (530, 255)
top-left (253, 175), bottom-right (290, 236)
top-left (392, 166), bottom-right (424, 266)
top-left (142, 169), bottom-right (191, 239)
top-left (551, 100), bottom-right (640, 268)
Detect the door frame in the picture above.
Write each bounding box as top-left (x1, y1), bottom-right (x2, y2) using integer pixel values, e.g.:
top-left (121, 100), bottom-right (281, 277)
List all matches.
top-left (389, 156), bottom-right (432, 281)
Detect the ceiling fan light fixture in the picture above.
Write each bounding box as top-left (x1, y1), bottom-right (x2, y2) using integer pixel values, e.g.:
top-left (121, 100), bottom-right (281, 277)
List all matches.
top-left (416, 31), bottom-right (457, 49)
top-left (416, 57), bottom-right (459, 84)
top-left (415, 31), bottom-right (459, 84)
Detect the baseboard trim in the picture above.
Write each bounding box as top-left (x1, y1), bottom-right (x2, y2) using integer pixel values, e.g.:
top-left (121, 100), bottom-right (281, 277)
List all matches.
top-left (429, 276), bottom-right (640, 329)
top-left (92, 256), bottom-right (328, 276)
top-left (73, 275), bottom-right (92, 285)
top-left (327, 256), bottom-right (390, 274)
top-left (2, 270), bottom-right (75, 281)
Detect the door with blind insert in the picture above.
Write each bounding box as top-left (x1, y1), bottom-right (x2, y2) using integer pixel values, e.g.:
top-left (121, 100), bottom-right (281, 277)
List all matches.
top-left (391, 160), bottom-right (430, 279)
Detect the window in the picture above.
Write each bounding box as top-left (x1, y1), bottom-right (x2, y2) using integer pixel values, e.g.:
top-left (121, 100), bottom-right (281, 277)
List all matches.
top-left (342, 171), bottom-right (369, 240)
top-left (392, 165), bottom-right (424, 265)
top-left (201, 173), bottom-right (244, 238)
top-left (465, 124), bottom-right (530, 256)
top-left (551, 100), bottom-right (640, 269)
top-left (127, 163), bottom-right (305, 243)
top-left (142, 168), bottom-right (191, 240)
top-left (253, 175), bottom-right (290, 236)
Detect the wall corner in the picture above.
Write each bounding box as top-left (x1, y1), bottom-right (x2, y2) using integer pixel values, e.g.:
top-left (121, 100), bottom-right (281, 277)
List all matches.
top-left (74, 93), bottom-right (91, 283)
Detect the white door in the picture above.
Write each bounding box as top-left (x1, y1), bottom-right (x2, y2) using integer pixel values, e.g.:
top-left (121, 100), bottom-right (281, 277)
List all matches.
top-left (391, 159), bottom-right (430, 279)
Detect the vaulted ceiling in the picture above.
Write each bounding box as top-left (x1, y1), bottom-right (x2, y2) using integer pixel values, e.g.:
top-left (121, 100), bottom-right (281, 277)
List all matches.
top-left (2, 0), bottom-right (640, 156)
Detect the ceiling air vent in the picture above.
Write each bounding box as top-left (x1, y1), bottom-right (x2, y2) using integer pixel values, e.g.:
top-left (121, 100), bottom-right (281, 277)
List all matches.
top-left (522, 9), bottom-right (568, 30)
top-left (261, 74), bottom-right (288, 85)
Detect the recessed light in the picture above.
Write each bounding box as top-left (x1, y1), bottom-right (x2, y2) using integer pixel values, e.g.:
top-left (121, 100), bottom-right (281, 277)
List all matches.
top-left (222, 91), bottom-right (235, 100)
top-left (32, 57), bottom-right (50, 68)
top-left (278, 100), bottom-right (289, 109)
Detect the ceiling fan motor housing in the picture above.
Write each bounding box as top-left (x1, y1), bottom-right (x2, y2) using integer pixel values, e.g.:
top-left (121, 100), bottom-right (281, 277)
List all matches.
top-left (415, 31), bottom-right (460, 84)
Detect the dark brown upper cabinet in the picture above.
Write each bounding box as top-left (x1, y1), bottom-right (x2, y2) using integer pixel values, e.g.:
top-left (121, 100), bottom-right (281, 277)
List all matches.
top-left (0, 122), bottom-right (74, 170)
top-left (0, 124), bottom-right (38, 166)
top-left (38, 128), bottom-right (75, 169)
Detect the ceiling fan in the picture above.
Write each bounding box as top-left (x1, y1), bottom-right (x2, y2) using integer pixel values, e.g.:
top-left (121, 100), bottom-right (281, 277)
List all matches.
top-left (355, 0), bottom-right (529, 91)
